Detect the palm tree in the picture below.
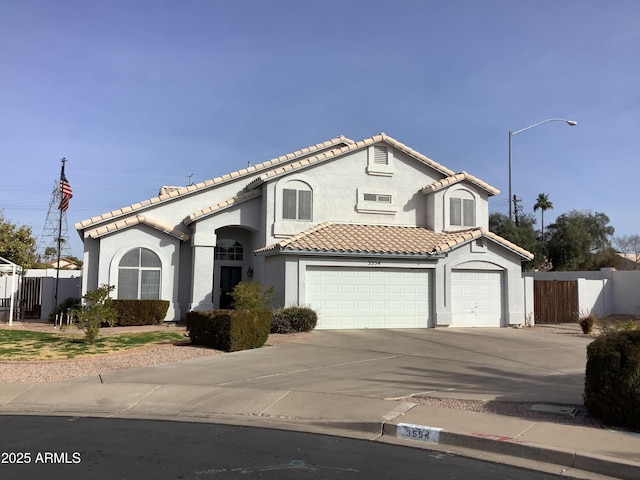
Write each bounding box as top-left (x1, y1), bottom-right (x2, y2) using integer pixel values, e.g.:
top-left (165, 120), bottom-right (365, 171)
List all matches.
top-left (533, 193), bottom-right (554, 245)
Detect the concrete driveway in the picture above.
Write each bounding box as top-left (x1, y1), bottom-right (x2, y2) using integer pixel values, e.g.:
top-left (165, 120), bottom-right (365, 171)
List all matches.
top-left (80, 327), bottom-right (592, 405)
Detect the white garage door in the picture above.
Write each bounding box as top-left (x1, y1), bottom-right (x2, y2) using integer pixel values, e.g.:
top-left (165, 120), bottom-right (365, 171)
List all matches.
top-left (451, 270), bottom-right (503, 327)
top-left (306, 267), bottom-right (430, 329)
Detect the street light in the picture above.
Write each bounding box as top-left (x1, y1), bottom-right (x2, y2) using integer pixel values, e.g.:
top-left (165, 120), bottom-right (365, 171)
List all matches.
top-left (508, 118), bottom-right (577, 221)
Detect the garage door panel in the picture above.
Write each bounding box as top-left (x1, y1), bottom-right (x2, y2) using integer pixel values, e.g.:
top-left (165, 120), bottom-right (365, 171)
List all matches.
top-left (307, 267), bottom-right (430, 329)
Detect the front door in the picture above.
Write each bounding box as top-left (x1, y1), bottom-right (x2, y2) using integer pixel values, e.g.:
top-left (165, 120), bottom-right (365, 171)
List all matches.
top-left (219, 266), bottom-right (242, 309)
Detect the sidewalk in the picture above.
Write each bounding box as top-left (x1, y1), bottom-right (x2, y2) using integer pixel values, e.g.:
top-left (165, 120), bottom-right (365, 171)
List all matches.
top-left (1, 322), bottom-right (639, 479)
top-left (1, 382), bottom-right (638, 479)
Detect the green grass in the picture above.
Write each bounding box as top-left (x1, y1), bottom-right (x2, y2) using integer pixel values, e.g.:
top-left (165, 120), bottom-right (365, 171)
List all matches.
top-left (0, 330), bottom-right (189, 360)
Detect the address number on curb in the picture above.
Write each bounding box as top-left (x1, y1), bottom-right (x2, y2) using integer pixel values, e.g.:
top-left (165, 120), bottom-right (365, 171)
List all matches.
top-left (396, 423), bottom-right (443, 443)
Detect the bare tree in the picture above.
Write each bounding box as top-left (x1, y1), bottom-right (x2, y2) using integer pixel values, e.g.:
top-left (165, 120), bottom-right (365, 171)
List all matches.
top-left (613, 235), bottom-right (640, 270)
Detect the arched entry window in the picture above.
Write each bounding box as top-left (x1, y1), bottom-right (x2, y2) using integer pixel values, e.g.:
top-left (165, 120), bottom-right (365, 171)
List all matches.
top-left (118, 248), bottom-right (161, 299)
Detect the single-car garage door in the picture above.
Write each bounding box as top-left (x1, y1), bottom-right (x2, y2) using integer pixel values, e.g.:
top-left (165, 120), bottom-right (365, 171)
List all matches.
top-left (306, 267), bottom-right (430, 329)
top-left (451, 270), bottom-right (503, 327)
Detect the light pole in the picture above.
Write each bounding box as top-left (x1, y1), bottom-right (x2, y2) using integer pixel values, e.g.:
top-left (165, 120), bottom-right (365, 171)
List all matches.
top-left (508, 118), bottom-right (577, 221)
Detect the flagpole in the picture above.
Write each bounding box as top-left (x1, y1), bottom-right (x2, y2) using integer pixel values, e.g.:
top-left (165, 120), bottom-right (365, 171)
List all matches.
top-left (54, 158), bottom-right (67, 309)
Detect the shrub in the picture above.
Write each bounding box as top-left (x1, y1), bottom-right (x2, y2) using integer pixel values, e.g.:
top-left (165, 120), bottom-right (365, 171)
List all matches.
top-left (229, 282), bottom-right (275, 311)
top-left (186, 309), bottom-right (271, 352)
top-left (271, 306), bottom-right (317, 334)
top-left (578, 314), bottom-right (596, 334)
top-left (584, 330), bottom-right (640, 430)
top-left (111, 300), bottom-right (170, 326)
top-left (67, 285), bottom-right (118, 344)
top-left (49, 296), bottom-right (80, 323)
top-left (596, 316), bottom-right (640, 335)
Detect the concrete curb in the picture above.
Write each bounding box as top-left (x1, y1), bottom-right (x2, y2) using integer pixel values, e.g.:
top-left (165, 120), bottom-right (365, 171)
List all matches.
top-left (376, 423), bottom-right (640, 480)
top-left (2, 408), bottom-right (639, 480)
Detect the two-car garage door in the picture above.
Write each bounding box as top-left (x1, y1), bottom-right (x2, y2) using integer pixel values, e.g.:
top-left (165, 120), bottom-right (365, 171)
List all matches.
top-left (306, 267), bottom-right (430, 329)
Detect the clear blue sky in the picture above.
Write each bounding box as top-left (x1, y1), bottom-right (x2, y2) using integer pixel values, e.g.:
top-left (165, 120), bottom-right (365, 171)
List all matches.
top-left (1, 0), bottom-right (639, 258)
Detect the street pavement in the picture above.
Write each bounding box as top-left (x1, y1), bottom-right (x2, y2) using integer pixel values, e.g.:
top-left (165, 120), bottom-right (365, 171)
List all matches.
top-left (1, 325), bottom-right (639, 479)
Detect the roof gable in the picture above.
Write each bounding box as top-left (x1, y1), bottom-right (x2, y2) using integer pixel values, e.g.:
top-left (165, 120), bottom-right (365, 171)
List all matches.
top-left (246, 133), bottom-right (460, 190)
top-left (421, 172), bottom-right (500, 196)
top-left (85, 215), bottom-right (190, 241)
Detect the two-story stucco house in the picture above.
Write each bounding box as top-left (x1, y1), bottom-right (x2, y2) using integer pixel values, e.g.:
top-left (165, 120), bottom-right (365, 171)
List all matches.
top-left (76, 133), bottom-right (533, 329)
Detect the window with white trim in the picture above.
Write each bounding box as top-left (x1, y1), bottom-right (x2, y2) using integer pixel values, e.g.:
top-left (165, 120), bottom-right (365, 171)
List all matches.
top-left (363, 193), bottom-right (392, 203)
top-left (357, 188), bottom-right (397, 214)
top-left (117, 248), bottom-right (161, 300)
top-left (282, 180), bottom-right (312, 221)
top-left (450, 197), bottom-right (476, 227)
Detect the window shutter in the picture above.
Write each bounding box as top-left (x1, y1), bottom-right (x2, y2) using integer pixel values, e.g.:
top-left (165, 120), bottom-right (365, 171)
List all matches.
top-left (298, 190), bottom-right (312, 220)
top-left (450, 198), bottom-right (462, 226)
top-left (283, 189), bottom-right (297, 219)
top-left (373, 145), bottom-right (388, 165)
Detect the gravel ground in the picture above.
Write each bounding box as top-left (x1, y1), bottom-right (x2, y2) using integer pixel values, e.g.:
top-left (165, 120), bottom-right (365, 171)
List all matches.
top-left (0, 331), bottom-right (312, 384)
top-left (0, 344), bottom-right (220, 384)
top-left (406, 396), bottom-right (602, 428)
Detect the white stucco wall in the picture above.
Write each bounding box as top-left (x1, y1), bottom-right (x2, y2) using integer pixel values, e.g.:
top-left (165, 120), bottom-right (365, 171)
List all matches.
top-left (262, 146), bottom-right (444, 246)
top-left (97, 225), bottom-right (183, 320)
top-left (433, 239), bottom-right (527, 326)
top-left (269, 236), bottom-right (527, 328)
top-left (528, 269), bottom-right (640, 317)
top-left (79, 138), bottom-right (514, 323)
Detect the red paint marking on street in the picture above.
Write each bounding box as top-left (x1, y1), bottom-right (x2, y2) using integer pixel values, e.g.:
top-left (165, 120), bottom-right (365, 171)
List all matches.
top-left (471, 433), bottom-right (524, 444)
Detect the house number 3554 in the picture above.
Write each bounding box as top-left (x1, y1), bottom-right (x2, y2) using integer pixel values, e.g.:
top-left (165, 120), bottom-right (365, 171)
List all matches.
top-left (367, 260), bottom-right (381, 266)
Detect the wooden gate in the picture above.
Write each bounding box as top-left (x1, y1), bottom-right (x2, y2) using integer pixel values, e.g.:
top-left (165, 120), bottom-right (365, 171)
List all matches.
top-left (19, 277), bottom-right (42, 319)
top-left (534, 280), bottom-right (578, 324)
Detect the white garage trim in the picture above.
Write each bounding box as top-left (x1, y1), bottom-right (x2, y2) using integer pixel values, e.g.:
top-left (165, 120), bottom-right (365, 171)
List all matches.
top-left (306, 266), bottom-right (430, 329)
top-left (451, 270), bottom-right (503, 327)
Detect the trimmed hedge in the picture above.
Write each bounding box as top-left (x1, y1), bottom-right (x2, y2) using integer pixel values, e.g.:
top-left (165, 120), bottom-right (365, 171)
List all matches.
top-left (271, 306), bottom-right (317, 334)
top-left (584, 330), bottom-right (640, 430)
top-left (111, 300), bottom-right (170, 326)
top-left (186, 309), bottom-right (272, 352)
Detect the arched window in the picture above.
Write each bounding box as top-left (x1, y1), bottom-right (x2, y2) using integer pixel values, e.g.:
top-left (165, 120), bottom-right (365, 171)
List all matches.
top-left (117, 248), bottom-right (161, 299)
top-left (282, 180), bottom-right (312, 221)
top-left (450, 190), bottom-right (476, 227)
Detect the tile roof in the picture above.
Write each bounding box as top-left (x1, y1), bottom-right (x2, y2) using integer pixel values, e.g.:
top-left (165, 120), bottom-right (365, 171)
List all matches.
top-left (185, 189), bottom-right (261, 225)
top-left (255, 223), bottom-right (533, 259)
top-left (85, 215), bottom-right (190, 241)
top-left (422, 172), bottom-right (500, 196)
top-left (75, 135), bottom-right (353, 230)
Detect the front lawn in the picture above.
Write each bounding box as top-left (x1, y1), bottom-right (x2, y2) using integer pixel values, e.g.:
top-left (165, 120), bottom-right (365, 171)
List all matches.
top-left (0, 330), bottom-right (188, 361)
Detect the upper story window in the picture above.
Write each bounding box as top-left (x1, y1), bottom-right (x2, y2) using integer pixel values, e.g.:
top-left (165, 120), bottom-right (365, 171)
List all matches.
top-left (282, 180), bottom-right (312, 221)
top-left (215, 239), bottom-right (244, 261)
top-left (450, 195), bottom-right (476, 227)
top-left (356, 188), bottom-right (397, 215)
top-left (363, 193), bottom-right (392, 203)
top-left (118, 247), bottom-right (161, 300)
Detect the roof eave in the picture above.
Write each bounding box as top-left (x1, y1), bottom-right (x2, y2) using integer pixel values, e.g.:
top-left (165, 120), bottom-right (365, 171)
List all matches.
top-left (254, 248), bottom-right (446, 259)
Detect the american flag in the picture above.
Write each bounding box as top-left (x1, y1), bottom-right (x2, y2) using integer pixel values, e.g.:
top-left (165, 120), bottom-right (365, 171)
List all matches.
top-left (59, 161), bottom-right (73, 212)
